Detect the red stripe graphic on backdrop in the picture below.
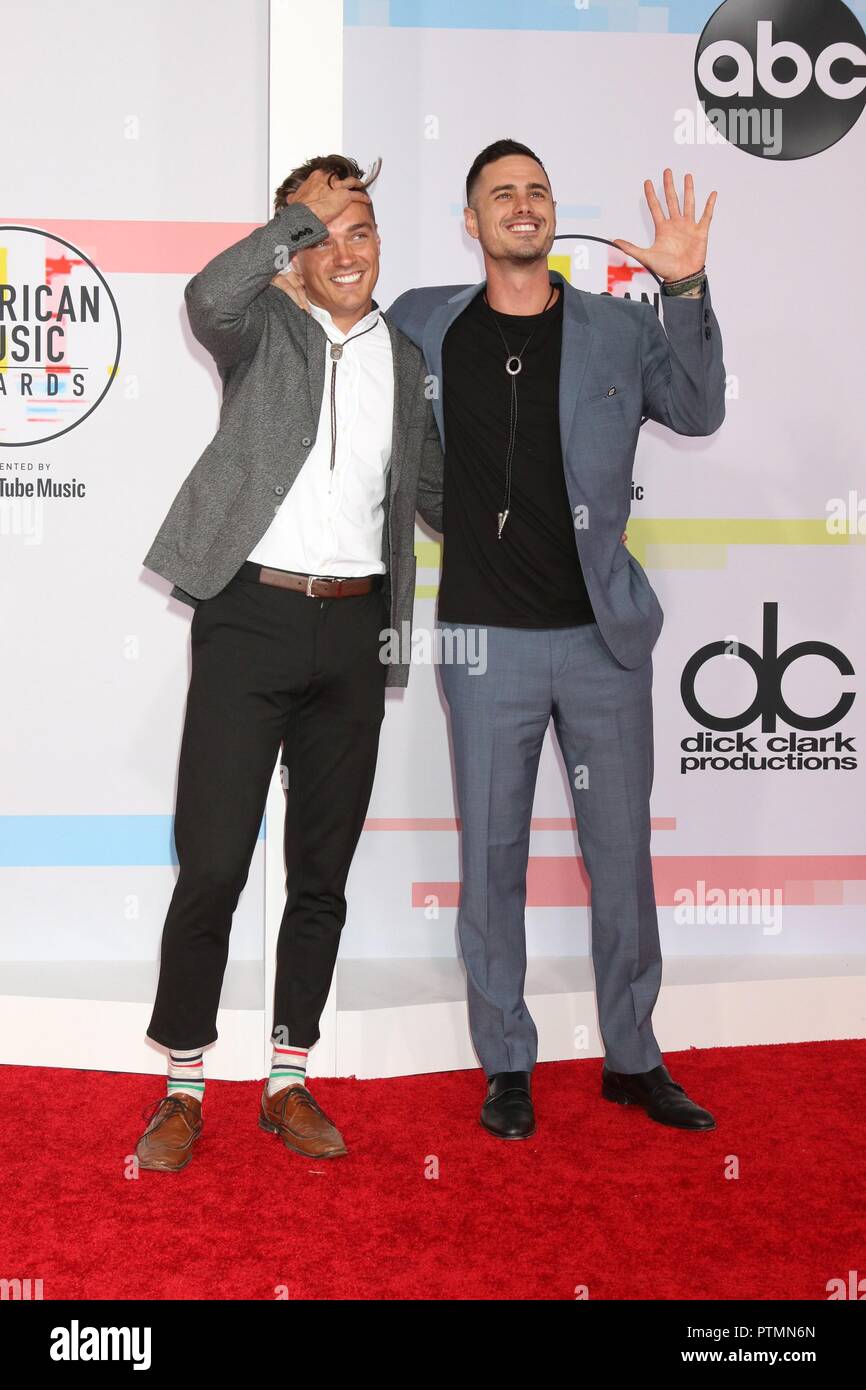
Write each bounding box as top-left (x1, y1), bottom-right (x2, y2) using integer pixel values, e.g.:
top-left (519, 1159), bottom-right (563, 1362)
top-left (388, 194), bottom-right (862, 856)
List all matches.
top-left (412, 856), bottom-right (866, 909)
top-left (0, 219), bottom-right (257, 273)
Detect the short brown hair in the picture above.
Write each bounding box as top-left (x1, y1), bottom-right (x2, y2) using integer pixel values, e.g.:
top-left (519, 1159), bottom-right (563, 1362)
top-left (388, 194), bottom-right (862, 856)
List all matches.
top-left (274, 154), bottom-right (375, 216)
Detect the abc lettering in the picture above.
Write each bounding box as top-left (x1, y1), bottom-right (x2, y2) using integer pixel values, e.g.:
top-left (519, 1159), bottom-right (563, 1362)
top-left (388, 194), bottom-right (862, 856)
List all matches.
top-left (698, 21), bottom-right (866, 101)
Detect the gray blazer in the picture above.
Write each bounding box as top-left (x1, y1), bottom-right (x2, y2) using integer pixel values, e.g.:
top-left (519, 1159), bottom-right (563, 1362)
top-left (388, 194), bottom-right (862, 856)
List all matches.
top-left (142, 202), bottom-right (443, 688)
top-left (388, 271), bottom-right (726, 670)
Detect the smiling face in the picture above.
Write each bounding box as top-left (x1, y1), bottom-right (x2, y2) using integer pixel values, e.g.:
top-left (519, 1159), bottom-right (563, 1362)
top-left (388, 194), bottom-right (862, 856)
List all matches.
top-left (293, 201), bottom-right (380, 330)
top-left (464, 154), bottom-right (556, 266)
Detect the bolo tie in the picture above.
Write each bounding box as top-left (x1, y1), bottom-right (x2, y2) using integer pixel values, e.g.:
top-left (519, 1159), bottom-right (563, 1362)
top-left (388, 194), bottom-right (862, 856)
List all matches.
top-left (483, 283), bottom-right (556, 539)
top-left (322, 316), bottom-right (380, 484)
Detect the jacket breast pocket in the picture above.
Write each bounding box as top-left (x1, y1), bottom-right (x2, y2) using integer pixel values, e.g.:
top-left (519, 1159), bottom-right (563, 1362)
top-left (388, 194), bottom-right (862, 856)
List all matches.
top-left (583, 366), bottom-right (642, 404)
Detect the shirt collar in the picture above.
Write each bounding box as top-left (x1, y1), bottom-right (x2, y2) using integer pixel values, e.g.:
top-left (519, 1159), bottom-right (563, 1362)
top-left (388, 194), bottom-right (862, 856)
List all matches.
top-left (308, 299), bottom-right (381, 342)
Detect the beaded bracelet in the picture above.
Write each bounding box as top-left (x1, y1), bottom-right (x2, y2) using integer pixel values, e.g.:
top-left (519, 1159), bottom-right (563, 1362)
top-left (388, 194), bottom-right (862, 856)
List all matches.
top-left (661, 266), bottom-right (707, 296)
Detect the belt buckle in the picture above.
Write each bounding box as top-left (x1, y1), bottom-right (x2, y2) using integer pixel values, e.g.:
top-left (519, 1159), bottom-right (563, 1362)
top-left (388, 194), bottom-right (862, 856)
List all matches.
top-left (304, 572), bottom-right (339, 594)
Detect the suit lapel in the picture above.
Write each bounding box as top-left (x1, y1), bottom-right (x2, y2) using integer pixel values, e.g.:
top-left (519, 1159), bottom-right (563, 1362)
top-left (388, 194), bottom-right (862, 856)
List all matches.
top-left (422, 282), bottom-right (483, 445)
top-left (556, 274), bottom-right (593, 454)
top-left (305, 310), bottom-right (326, 422)
top-left (384, 315), bottom-right (408, 499)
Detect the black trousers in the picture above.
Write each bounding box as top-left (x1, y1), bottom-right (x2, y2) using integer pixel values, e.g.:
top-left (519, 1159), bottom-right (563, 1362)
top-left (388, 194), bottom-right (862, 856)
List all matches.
top-left (146, 563), bottom-right (387, 1052)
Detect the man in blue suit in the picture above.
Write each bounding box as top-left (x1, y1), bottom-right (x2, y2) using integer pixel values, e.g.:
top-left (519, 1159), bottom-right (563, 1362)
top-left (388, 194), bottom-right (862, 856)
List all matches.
top-left (276, 140), bottom-right (726, 1140)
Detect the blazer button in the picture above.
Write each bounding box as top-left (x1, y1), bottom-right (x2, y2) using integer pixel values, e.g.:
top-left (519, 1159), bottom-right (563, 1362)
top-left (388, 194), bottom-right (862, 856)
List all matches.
top-left (301, 437), bottom-right (312, 446)
top-left (274, 485), bottom-right (285, 496)
top-left (704, 309), bottom-right (710, 323)
top-left (705, 326), bottom-right (712, 339)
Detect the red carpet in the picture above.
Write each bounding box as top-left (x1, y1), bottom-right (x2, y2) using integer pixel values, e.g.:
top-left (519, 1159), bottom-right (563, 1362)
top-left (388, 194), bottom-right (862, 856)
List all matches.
top-left (2, 1041), bottom-right (863, 1301)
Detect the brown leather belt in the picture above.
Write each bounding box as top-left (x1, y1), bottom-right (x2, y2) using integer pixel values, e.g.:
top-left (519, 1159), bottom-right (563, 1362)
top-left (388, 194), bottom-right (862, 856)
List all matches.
top-left (238, 560), bottom-right (383, 599)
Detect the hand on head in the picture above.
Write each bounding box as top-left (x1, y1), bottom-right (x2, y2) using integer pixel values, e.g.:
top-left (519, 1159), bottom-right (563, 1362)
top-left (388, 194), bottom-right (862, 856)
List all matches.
top-left (284, 169), bottom-right (371, 229)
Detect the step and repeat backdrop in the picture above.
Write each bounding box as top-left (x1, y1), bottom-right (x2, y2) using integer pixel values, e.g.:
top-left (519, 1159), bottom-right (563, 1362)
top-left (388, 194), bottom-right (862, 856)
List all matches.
top-left (1, 1), bottom-right (864, 1060)
top-left (340, 0), bottom-right (866, 962)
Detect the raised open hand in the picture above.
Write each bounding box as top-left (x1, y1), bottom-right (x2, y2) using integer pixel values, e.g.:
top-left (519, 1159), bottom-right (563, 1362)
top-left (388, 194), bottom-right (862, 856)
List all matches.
top-left (612, 169), bottom-right (716, 283)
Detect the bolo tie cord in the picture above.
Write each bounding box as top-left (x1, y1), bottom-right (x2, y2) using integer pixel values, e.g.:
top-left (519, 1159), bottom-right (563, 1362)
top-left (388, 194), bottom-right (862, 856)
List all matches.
top-left (483, 283), bottom-right (556, 538)
top-left (325, 316), bottom-right (380, 482)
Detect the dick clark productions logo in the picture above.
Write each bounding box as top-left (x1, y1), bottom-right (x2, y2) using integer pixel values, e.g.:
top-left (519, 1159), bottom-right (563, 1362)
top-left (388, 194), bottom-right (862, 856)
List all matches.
top-left (695, 0), bottom-right (866, 159)
top-left (0, 225), bottom-right (121, 447)
top-left (679, 603), bottom-right (857, 775)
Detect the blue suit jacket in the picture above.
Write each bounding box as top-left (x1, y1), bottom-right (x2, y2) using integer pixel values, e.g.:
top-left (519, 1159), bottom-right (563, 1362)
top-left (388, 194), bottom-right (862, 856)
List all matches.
top-left (387, 270), bottom-right (726, 670)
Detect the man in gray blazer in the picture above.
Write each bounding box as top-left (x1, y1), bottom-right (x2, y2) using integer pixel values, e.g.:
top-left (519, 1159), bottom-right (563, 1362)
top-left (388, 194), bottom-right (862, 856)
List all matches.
top-left (136, 155), bottom-right (442, 1171)
top-left (384, 142), bottom-right (726, 1139)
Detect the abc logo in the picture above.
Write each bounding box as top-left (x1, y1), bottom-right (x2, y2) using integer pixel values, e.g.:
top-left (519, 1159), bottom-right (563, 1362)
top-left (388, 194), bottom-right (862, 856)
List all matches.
top-left (695, 0), bottom-right (866, 159)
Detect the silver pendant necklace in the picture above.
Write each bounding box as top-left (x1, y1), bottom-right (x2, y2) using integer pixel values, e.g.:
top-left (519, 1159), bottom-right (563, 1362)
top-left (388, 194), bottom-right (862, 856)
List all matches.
top-left (483, 284), bottom-right (556, 538)
top-left (323, 316), bottom-right (380, 483)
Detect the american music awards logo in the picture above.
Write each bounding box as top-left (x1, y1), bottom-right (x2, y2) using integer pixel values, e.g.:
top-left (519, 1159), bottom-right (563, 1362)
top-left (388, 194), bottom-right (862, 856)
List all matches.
top-left (679, 602), bottom-right (857, 774)
top-left (0, 225), bottom-right (121, 448)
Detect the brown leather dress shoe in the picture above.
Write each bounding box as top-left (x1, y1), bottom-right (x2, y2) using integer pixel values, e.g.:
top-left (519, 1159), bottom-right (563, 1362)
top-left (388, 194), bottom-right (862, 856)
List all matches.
top-left (259, 1084), bottom-right (347, 1158)
top-left (135, 1093), bottom-right (203, 1171)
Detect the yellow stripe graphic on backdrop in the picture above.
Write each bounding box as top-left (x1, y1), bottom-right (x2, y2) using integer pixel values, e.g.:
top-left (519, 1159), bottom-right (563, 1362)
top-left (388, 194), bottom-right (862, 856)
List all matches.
top-left (414, 520), bottom-right (865, 597)
top-left (547, 254), bottom-right (572, 282)
top-left (625, 518), bottom-right (866, 569)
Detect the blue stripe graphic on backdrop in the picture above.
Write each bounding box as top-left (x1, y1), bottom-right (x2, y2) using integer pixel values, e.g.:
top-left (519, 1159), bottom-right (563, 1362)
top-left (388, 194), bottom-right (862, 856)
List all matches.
top-left (0, 816), bottom-right (265, 867)
top-left (344, 1), bottom-right (721, 34)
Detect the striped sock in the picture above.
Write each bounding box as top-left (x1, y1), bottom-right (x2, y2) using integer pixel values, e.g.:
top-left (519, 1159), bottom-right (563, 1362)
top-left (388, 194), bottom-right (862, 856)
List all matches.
top-left (167, 1048), bottom-right (205, 1103)
top-left (267, 1042), bottom-right (308, 1095)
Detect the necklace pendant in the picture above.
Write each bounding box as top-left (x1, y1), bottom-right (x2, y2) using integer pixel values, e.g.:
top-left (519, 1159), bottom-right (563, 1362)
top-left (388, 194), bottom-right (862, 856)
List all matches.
top-left (505, 355), bottom-right (522, 376)
top-left (497, 509), bottom-right (509, 539)
top-left (330, 343), bottom-right (343, 361)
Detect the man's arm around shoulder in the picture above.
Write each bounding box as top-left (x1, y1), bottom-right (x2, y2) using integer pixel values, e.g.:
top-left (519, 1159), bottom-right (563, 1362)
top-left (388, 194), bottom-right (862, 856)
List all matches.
top-left (386, 285), bottom-right (468, 348)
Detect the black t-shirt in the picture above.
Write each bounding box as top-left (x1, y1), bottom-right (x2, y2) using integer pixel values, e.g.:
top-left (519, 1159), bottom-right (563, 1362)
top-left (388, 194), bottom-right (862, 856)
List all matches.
top-left (437, 284), bottom-right (595, 628)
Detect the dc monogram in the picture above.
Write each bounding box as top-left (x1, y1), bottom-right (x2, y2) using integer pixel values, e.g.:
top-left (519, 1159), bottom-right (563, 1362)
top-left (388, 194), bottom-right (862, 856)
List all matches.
top-left (695, 0), bottom-right (866, 159)
top-left (681, 603), bottom-right (855, 733)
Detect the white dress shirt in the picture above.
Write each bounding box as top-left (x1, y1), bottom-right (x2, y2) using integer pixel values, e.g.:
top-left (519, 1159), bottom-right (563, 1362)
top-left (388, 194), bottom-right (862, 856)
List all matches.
top-left (247, 301), bottom-right (394, 576)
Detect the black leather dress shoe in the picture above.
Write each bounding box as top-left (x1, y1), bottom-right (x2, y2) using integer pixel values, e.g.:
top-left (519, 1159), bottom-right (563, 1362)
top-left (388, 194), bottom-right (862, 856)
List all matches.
top-left (480, 1071), bottom-right (536, 1140)
top-left (602, 1063), bottom-right (715, 1131)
